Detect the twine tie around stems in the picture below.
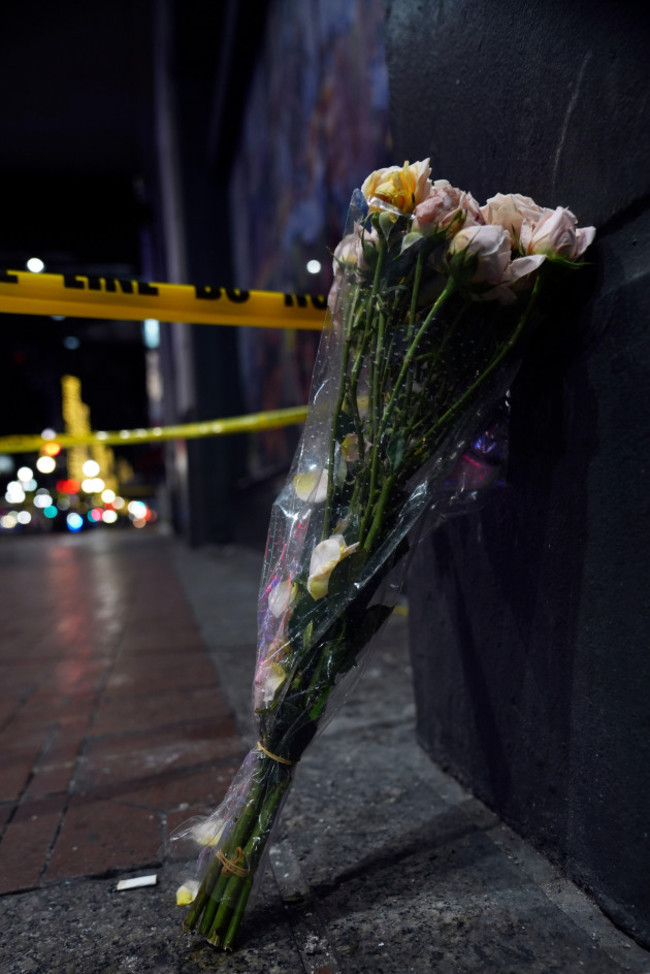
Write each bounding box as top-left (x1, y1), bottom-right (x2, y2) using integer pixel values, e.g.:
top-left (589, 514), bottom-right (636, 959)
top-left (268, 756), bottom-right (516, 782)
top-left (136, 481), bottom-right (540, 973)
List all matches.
top-left (216, 847), bottom-right (251, 878)
top-left (256, 741), bottom-right (295, 766)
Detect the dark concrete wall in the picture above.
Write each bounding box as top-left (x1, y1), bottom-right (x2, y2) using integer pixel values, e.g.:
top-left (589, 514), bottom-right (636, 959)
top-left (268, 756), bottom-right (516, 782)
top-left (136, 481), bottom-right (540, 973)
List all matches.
top-left (385, 0), bottom-right (650, 946)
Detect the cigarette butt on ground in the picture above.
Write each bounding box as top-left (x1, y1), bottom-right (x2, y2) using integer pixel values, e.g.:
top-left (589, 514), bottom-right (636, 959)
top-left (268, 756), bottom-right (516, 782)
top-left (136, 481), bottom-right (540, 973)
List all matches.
top-left (116, 874), bottom-right (158, 891)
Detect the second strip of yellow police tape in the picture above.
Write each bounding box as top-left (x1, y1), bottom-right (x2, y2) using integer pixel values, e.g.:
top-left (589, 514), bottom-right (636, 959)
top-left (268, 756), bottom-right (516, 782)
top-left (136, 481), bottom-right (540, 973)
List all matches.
top-left (0, 270), bottom-right (326, 329)
top-left (0, 406), bottom-right (310, 454)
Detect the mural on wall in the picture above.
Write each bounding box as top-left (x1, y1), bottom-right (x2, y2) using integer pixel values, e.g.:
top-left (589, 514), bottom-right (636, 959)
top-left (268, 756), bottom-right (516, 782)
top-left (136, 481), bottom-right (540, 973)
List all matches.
top-left (230, 0), bottom-right (390, 477)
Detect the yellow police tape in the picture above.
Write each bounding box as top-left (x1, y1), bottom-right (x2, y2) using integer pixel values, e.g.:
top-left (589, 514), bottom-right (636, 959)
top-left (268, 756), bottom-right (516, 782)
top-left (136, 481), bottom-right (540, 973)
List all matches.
top-left (0, 270), bottom-right (326, 329)
top-left (0, 406), bottom-right (310, 454)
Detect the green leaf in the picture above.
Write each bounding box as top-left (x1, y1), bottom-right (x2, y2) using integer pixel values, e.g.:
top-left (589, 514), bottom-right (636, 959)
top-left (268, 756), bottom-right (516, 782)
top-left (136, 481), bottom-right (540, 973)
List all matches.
top-left (386, 431), bottom-right (405, 472)
top-left (287, 592), bottom-right (321, 654)
top-left (326, 548), bottom-right (369, 602)
top-left (378, 210), bottom-right (395, 240)
top-left (401, 231), bottom-right (423, 253)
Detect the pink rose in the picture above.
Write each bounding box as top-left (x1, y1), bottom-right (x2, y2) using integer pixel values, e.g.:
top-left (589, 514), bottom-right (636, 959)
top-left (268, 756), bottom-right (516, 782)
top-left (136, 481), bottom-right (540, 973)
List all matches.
top-left (328, 232), bottom-right (359, 314)
top-left (481, 193), bottom-right (551, 248)
top-left (331, 233), bottom-right (358, 276)
top-left (521, 206), bottom-right (596, 259)
top-left (414, 179), bottom-right (483, 235)
top-left (449, 224), bottom-right (546, 303)
top-left (448, 225), bottom-right (512, 284)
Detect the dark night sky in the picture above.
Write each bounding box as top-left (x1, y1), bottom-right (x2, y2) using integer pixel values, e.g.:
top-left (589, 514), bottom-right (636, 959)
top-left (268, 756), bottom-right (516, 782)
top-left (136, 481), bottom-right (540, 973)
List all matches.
top-left (0, 2), bottom-right (157, 440)
top-left (0, 1), bottom-right (267, 445)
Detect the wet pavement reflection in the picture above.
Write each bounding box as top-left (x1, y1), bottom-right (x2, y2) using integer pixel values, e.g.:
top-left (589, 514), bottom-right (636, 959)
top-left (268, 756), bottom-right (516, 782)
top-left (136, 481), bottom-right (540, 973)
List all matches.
top-left (0, 531), bottom-right (246, 893)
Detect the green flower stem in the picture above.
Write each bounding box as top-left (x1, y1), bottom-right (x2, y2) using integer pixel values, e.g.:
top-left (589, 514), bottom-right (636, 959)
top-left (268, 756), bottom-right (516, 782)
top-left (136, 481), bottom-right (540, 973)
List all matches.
top-left (425, 276), bottom-right (541, 447)
top-left (322, 290), bottom-right (363, 539)
top-left (364, 239), bottom-right (387, 451)
top-left (347, 307), bottom-right (372, 458)
top-left (362, 472), bottom-right (397, 553)
top-left (362, 305), bottom-right (387, 538)
top-left (184, 853), bottom-right (223, 932)
top-left (222, 876), bottom-right (253, 952)
top-left (358, 278), bottom-right (456, 547)
top-left (195, 777), bottom-right (267, 936)
top-left (186, 759), bottom-right (271, 933)
top-left (207, 874), bottom-right (242, 943)
top-left (346, 317), bottom-right (375, 512)
top-left (379, 278), bottom-right (457, 441)
top-left (205, 777), bottom-right (290, 946)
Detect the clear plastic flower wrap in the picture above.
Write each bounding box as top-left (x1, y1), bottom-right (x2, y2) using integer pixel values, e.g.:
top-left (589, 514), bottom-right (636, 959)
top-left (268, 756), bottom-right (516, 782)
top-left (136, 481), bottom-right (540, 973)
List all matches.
top-left (169, 161), bottom-right (595, 950)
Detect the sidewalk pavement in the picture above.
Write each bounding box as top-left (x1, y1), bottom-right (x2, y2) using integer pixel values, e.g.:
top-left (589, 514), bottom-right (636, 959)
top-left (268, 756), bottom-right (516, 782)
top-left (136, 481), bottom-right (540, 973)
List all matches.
top-left (1, 530), bottom-right (649, 974)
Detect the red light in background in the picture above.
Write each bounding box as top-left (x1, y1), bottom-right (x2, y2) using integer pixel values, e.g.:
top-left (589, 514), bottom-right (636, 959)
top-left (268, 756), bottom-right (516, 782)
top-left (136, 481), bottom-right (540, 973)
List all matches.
top-left (42, 441), bottom-right (61, 457)
top-left (56, 478), bottom-right (81, 494)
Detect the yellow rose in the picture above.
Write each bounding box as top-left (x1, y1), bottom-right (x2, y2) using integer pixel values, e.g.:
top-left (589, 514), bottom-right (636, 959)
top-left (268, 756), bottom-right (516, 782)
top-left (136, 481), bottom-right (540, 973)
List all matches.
top-left (361, 159), bottom-right (432, 215)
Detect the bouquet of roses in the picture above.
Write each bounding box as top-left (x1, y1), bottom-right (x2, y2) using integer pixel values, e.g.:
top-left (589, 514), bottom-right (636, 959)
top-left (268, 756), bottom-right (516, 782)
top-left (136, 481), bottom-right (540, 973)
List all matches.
top-left (170, 160), bottom-right (595, 950)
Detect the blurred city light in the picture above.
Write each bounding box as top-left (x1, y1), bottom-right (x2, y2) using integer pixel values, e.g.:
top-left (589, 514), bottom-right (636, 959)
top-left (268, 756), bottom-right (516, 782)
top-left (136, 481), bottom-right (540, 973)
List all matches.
top-left (143, 318), bottom-right (160, 349)
top-left (82, 459), bottom-right (100, 477)
top-left (41, 428), bottom-right (56, 440)
top-left (36, 456), bottom-right (57, 474)
top-left (33, 493), bottom-right (53, 508)
top-left (57, 478), bottom-right (80, 494)
top-left (44, 506), bottom-right (58, 519)
top-left (16, 511), bottom-right (31, 525)
top-left (26, 257), bottom-right (45, 273)
top-left (81, 477), bottom-right (105, 494)
top-left (17, 466), bottom-right (33, 481)
top-left (128, 500), bottom-right (147, 519)
top-left (5, 482), bottom-right (26, 504)
top-left (66, 513), bottom-right (83, 532)
top-left (42, 441), bottom-right (62, 457)
top-left (306, 259), bottom-right (322, 274)
top-left (101, 488), bottom-right (116, 504)
top-left (102, 509), bottom-right (118, 524)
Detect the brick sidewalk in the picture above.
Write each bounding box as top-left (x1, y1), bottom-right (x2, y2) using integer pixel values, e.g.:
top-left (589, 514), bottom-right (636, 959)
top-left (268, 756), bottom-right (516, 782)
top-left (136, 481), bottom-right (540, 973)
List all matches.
top-left (0, 531), bottom-right (247, 895)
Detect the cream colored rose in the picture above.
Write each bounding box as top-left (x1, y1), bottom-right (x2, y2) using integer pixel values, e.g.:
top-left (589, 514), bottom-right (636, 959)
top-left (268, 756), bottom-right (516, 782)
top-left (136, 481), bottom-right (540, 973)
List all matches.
top-left (481, 193), bottom-right (551, 247)
top-left (328, 233), bottom-right (359, 314)
top-left (361, 159), bottom-right (432, 214)
top-left (449, 225), bottom-right (512, 284)
top-left (307, 534), bottom-right (359, 600)
top-left (414, 179), bottom-right (483, 234)
top-left (449, 224), bottom-right (546, 303)
top-left (331, 233), bottom-right (358, 275)
top-left (521, 206), bottom-right (596, 259)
